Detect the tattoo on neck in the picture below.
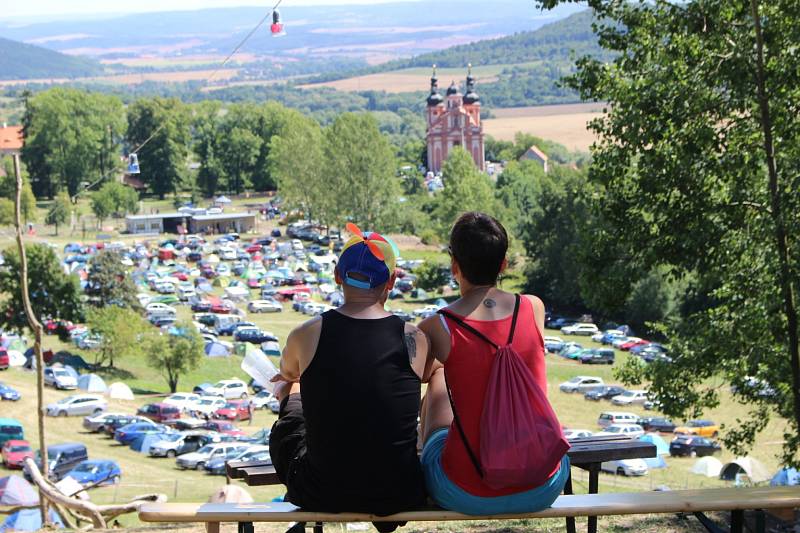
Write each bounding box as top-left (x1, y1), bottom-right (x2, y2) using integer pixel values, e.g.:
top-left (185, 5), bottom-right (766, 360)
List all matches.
top-left (483, 298), bottom-right (496, 308)
top-left (404, 332), bottom-right (417, 363)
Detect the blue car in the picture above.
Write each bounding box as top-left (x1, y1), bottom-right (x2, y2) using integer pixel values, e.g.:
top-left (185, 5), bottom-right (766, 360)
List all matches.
top-left (114, 422), bottom-right (164, 445)
top-left (631, 342), bottom-right (666, 355)
top-left (66, 459), bottom-right (121, 486)
top-left (0, 382), bottom-right (20, 401)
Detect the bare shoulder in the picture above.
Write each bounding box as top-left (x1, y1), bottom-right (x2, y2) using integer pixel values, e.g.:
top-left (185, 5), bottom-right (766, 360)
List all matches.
top-left (523, 294), bottom-right (545, 314)
top-left (404, 321), bottom-right (429, 343)
top-left (418, 314), bottom-right (442, 336)
top-left (288, 315), bottom-right (323, 342)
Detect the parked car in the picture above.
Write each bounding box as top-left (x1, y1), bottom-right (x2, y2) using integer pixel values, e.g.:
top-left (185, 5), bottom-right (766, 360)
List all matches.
top-left (251, 391), bottom-right (280, 413)
top-left (584, 386), bottom-right (627, 401)
top-left (561, 323), bottom-right (600, 336)
top-left (559, 376), bottom-right (604, 393)
top-left (66, 459), bottom-right (121, 486)
top-left (163, 393), bottom-right (202, 412)
top-left (673, 420), bottom-right (720, 438)
top-left (639, 417), bottom-right (677, 433)
top-left (0, 349), bottom-right (8, 370)
top-left (563, 429), bottom-right (593, 441)
top-left (234, 328), bottom-right (278, 344)
top-left (1, 439), bottom-right (33, 468)
top-left (669, 435), bottom-right (722, 457)
top-left (175, 442), bottom-right (250, 471)
top-left (31, 443), bottom-right (89, 481)
top-left (0, 419), bottom-right (24, 447)
top-left (203, 421), bottom-right (245, 437)
top-left (601, 458), bottom-right (648, 476)
top-left (620, 338), bottom-right (650, 351)
top-left (204, 445), bottom-right (271, 475)
top-left (206, 379), bottom-right (249, 399)
top-left (559, 342), bottom-right (583, 358)
top-left (611, 390), bottom-right (649, 406)
top-left (597, 412), bottom-right (640, 428)
top-left (114, 422), bottom-right (169, 445)
top-left (44, 367), bottom-right (78, 390)
top-left (46, 394), bottom-right (107, 417)
top-left (579, 348), bottom-right (615, 365)
top-left (601, 331), bottom-right (628, 345)
top-left (247, 299), bottom-right (283, 313)
top-left (103, 415), bottom-right (152, 437)
top-left (83, 412), bottom-right (129, 433)
top-left (214, 400), bottom-right (252, 421)
top-left (148, 431), bottom-right (220, 458)
top-left (0, 382), bottom-right (21, 401)
top-left (216, 321), bottom-right (255, 336)
top-left (543, 336), bottom-right (565, 353)
top-left (595, 423), bottom-right (645, 439)
top-left (191, 396), bottom-right (228, 416)
top-left (145, 302), bottom-right (177, 315)
top-left (137, 403), bottom-right (181, 423)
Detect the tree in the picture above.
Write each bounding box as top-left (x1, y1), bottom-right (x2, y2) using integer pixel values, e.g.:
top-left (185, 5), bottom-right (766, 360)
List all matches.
top-left (540, 0), bottom-right (800, 465)
top-left (0, 244), bottom-right (83, 333)
top-left (1, 159), bottom-right (36, 223)
top-left (90, 182), bottom-right (138, 227)
top-left (0, 199), bottom-right (13, 226)
top-left (85, 250), bottom-right (142, 310)
top-left (85, 307), bottom-right (147, 368)
top-left (192, 101), bottom-right (225, 197)
top-left (127, 97), bottom-right (191, 199)
top-left (145, 324), bottom-right (204, 393)
top-left (45, 192), bottom-right (70, 235)
top-left (415, 261), bottom-right (451, 293)
top-left (323, 113), bottom-right (400, 228)
top-left (434, 147), bottom-right (498, 238)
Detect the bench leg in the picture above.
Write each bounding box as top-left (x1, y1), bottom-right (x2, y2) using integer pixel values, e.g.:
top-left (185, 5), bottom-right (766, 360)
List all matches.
top-left (206, 522), bottom-right (220, 533)
top-left (313, 523), bottom-right (324, 533)
top-left (587, 465), bottom-right (600, 533)
top-left (730, 510), bottom-right (743, 533)
top-left (564, 469), bottom-right (576, 533)
top-left (238, 521), bottom-right (254, 533)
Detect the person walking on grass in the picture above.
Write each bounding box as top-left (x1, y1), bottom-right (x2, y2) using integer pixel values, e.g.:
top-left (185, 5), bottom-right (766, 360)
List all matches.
top-left (269, 223), bottom-right (427, 531)
top-left (418, 212), bottom-right (569, 515)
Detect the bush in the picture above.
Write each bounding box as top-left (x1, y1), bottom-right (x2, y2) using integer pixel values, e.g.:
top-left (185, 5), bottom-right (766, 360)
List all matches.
top-left (419, 229), bottom-right (440, 246)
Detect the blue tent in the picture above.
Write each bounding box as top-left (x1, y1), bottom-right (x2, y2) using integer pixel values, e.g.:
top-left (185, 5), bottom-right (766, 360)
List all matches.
top-left (77, 374), bottom-right (107, 393)
top-left (644, 455), bottom-right (667, 469)
top-left (0, 476), bottom-right (38, 506)
top-left (1, 509), bottom-right (63, 532)
top-left (639, 433), bottom-right (670, 455)
top-left (205, 342), bottom-right (231, 357)
top-left (771, 467), bottom-right (800, 486)
top-left (130, 432), bottom-right (169, 454)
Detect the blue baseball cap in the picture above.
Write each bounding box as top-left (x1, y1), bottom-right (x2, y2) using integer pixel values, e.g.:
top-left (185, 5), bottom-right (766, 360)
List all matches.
top-left (337, 224), bottom-right (397, 289)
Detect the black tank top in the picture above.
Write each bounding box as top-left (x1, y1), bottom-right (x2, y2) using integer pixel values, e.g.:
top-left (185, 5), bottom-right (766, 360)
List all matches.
top-left (300, 310), bottom-right (426, 514)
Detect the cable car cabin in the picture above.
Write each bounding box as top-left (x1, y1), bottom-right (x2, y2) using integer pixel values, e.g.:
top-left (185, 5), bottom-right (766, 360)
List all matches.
top-left (128, 153), bottom-right (141, 174)
top-left (270, 10), bottom-right (285, 36)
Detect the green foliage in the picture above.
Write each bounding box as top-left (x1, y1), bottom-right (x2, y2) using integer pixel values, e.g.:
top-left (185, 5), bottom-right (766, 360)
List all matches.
top-left (0, 158), bottom-right (37, 223)
top-left (21, 88), bottom-right (126, 198)
top-left (127, 97), bottom-right (191, 199)
top-left (144, 323), bottom-right (204, 393)
top-left (415, 261), bottom-right (450, 292)
top-left (0, 199), bottom-right (12, 226)
top-left (86, 306), bottom-right (148, 368)
top-left (45, 191), bottom-right (70, 235)
top-left (0, 243), bottom-right (83, 333)
top-left (90, 181), bottom-right (137, 225)
top-left (0, 37), bottom-right (103, 80)
top-left (85, 250), bottom-right (142, 310)
top-left (434, 147), bottom-right (499, 239)
top-left (543, 0), bottom-right (800, 465)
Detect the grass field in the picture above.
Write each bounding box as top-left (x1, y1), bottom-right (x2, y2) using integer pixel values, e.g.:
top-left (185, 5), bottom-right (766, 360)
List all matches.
top-left (483, 103), bottom-right (604, 151)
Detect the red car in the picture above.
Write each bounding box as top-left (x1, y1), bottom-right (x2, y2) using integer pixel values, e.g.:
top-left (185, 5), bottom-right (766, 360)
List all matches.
top-left (210, 302), bottom-right (231, 314)
top-left (621, 339), bottom-right (649, 351)
top-left (1, 439), bottom-right (33, 469)
top-left (174, 272), bottom-right (189, 281)
top-left (0, 349), bottom-right (8, 370)
top-left (203, 420), bottom-right (245, 436)
top-left (245, 243), bottom-right (262, 254)
top-left (214, 400), bottom-right (252, 421)
top-left (246, 278), bottom-right (261, 289)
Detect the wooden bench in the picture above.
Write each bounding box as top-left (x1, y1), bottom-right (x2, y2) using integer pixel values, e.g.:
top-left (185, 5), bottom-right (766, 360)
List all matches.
top-left (139, 485), bottom-right (800, 533)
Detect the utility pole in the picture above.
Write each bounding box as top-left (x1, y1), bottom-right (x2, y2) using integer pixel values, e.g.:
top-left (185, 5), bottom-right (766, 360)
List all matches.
top-left (12, 153), bottom-right (49, 524)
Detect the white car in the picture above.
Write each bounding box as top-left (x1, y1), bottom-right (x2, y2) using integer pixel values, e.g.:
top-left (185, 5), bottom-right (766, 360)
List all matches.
top-left (601, 458), bottom-right (648, 476)
top-left (561, 323), bottom-right (600, 336)
top-left (559, 376), bottom-right (604, 393)
top-left (207, 379), bottom-right (249, 400)
top-left (413, 305), bottom-right (440, 318)
top-left (191, 396), bottom-right (227, 416)
top-left (176, 443), bottom-right (250, 470)
top-left (611, 390), bottom-right (649, 406)
top-left (248, 300), bottom-right (283, 313)
top-left (137, 293), bottom-right (152, 307)
top-left (563, 429), bottom-right (593, 441)
top-left (251, 391), bottom-right (280, 413)
top-left (163, 393), bottom-right (202, 412)
top-left (146, 302), bottom-right (176, 315)
top-left (595, 423), bottom-right (645, 439)
top-left (46, 394), bottom-right (107, 417)
top-left (291, 239), bottom-right (304, 251)
top-left (224, 286), bottom-right (249, 300)
top-left (44, 367), bottom-right (77, 390)
top-left (218, 248), bottom-right (237, 261)
top-left (155, 281), bottom-right (176, 294)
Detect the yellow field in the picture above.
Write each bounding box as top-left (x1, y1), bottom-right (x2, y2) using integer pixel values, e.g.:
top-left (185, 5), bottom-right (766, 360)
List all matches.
top-left (0, 69), bottom-right (240, 88)
top-left (484, 103), bottom-right (605, 152)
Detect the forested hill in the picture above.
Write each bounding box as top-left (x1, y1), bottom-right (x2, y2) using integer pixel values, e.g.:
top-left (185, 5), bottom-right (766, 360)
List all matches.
top-left (383, 9), bottom-right (608, 69)
top-left (0, 37), bottom-right (104, 80)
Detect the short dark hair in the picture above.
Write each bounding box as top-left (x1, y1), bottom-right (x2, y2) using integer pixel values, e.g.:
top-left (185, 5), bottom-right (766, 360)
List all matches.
top-left (449, 212), bottom-right (508, 285)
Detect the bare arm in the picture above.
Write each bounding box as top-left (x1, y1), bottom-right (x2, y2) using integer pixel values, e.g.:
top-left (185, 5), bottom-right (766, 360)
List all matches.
top-left (524, 294), bottom-right (546, 338)
top-left (278, 316), bottom-right (322, 382)
top-left (418, 314), bottom-right (450, 383)
top-left (404, 323), bottom-right (429, 380)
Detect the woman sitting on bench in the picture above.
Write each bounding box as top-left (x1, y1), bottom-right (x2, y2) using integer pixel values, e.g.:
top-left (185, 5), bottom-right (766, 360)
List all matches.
top-left (418, 212), bottom-right (570, 515)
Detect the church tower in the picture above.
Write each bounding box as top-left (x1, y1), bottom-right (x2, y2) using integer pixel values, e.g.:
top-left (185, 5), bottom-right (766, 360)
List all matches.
top-left (425, 64), bottom-right (485, 173)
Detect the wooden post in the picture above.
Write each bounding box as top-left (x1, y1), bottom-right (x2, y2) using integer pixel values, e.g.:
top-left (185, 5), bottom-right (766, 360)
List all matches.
top-left (12, 153), bottom-right (49, 525)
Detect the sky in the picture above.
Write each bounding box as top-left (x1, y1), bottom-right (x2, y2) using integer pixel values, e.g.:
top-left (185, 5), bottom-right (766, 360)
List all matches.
top-left (0, 0), bottom-right (422, 20)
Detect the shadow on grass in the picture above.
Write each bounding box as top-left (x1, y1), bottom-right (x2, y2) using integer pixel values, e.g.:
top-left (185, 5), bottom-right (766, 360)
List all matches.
top-left (93, 366), bottom-right (136, 381)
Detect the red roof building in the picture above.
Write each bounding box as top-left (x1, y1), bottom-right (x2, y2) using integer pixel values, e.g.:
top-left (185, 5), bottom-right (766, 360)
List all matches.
top-left (0, 124), bottom-right (23, 156)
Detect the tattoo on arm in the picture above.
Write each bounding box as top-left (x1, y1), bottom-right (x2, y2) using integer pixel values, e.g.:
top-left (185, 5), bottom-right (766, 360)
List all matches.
top-left (404, 331), bottom-right (417, 364)
top-left (483, 298), bottom-right (496, 308)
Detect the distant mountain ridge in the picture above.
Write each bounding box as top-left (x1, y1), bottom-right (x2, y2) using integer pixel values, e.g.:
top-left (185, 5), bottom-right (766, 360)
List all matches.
top-left (0, 37), bottom-right (103, 80)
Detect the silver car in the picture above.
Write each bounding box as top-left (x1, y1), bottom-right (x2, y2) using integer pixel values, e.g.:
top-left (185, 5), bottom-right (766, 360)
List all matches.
top-left (47, 394), bottom-right (107, 417)
top-left (82, 412), bottom-right (128, 432)
top-left (44, 367), bottom-right (77, 390)
top-left (175, 443), bottom-right (250, 470)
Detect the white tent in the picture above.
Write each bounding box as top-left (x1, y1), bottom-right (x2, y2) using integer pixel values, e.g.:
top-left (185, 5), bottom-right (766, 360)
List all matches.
top-left (720, 457), bottom-right (771, 484)
top-left (691, 456), bottom-right (723, 478)
top-left (214, 196), bottom-right (232, 205)
top-left (77, 374), bottom-right (107, 393)
top-left (106, 382), bottom-right (134, 401)
top-left (7, 350), bottom-right (26, 367)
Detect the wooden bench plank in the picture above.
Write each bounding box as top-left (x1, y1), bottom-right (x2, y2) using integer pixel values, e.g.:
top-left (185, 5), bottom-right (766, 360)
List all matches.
top-left (139, 486), bottom-right (800, 523)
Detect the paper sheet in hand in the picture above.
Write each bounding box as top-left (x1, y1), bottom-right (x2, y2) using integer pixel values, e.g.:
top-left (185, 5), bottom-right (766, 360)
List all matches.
top-left (241, 346), bottom-right (279, 393)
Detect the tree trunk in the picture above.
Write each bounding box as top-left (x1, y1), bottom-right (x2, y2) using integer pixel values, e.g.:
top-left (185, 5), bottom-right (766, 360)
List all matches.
top-left (750, 0), bottom-right (800, 455)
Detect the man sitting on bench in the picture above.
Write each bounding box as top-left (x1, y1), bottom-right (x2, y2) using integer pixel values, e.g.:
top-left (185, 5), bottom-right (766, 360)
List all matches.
top-left (270, 225), bottom-right (428, 531)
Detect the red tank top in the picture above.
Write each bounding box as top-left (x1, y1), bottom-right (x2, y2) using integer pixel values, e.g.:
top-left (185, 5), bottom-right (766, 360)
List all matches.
top-left (441, 296), bottom-right (548, 497)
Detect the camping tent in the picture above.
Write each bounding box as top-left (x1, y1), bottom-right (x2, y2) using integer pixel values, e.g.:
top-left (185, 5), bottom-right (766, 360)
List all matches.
top-left (205, 342), bottom-right (231, 358)
top-left (720, 457), bottom-right (771, 484)
top-left (261, 341), bottom-right (281, 356)
top-left (131, 432), bottom-right (168, 454)
top-left (77, 374), bottom-right (107, 393)
top-left (106, 382), bottom-right (134, 401)
top-left (644, 455), bottom-right (667, 469)
top-left (771, 467), bottom-right (800, 486)
top-left (51, 352), bottom-right (90, 370)
top-left (1, 508), bottom-right (63, 532)
top-left (7, 351), bottom-right (25, 367)
top-left (639, 433), bottom-right (669, 455)
top-left (214, 195), bottom-right (232, 204)
top-left (691, 456), bottom-right (723, 478)
top-left (0, 476), bottom-right (38, 506)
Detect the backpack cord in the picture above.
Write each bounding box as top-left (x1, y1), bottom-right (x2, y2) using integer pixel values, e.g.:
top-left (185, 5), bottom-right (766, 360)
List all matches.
top-left (437, 294), bottom-right (522, 480)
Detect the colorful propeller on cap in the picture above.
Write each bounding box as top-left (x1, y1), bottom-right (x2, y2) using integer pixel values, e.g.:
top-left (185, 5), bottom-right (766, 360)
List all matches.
top-left (346, 222), bottom-right (386, 261)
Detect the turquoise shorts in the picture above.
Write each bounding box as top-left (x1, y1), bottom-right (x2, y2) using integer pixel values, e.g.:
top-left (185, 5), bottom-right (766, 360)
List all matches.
top-left (420, 428), bottom-right (570, 515)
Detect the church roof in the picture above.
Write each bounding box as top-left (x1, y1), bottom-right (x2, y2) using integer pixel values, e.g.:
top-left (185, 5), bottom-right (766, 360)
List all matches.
top-left (446, 81), bottom-right (460, 96)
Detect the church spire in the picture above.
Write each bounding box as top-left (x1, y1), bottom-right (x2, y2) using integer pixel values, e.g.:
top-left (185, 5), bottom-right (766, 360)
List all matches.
top-left (464, 63), bottom-right (480, 105)
top-left (426, 64), bottom-right (444, 106)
